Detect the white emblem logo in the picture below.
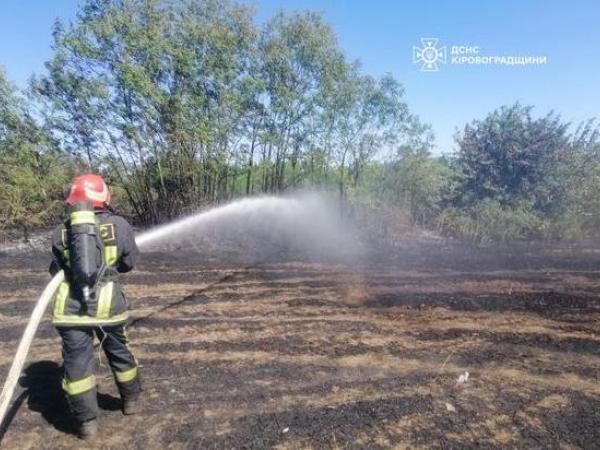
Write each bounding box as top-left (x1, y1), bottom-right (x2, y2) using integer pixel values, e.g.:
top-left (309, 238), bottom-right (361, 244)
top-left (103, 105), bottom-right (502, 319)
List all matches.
top-left (413, 38), bottom-right (447, 72)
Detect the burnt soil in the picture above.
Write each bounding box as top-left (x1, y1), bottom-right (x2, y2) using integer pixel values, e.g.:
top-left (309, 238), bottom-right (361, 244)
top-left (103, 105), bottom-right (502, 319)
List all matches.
top-left (0, 239), bottom-right (599, 449)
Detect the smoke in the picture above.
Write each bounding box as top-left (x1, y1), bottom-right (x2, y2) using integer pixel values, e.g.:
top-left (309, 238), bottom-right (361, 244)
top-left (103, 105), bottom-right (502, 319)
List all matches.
top-left (136, 192), bottom-right (363, 264)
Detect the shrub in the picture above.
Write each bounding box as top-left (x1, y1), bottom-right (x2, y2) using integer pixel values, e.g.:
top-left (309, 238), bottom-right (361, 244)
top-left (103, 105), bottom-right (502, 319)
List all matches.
top-left (436, 199), bottom-right (544, 244)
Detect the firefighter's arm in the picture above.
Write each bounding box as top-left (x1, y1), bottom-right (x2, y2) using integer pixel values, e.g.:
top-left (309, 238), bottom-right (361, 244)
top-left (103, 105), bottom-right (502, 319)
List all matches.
top-left (49, 226), bottom-right (67, 275)
top-left (116, 218), bottom-right (139, 273)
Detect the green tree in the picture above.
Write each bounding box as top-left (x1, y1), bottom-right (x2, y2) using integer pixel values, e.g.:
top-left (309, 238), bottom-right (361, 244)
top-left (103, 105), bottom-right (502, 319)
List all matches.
top-left (379, 147), bottom-right (451, 225)
top-left (29, 0), bottom-right (432, 227)
top-left (442, 104), bottom-right (600, 241)
top-left (257, 11), bottom-right (346, 192)
top-left (453, 103), bottom-right (570, 210)
top-left (0, 68), bottom-right (75, 238)
top-left (34, 0), bottom-right (257, 223)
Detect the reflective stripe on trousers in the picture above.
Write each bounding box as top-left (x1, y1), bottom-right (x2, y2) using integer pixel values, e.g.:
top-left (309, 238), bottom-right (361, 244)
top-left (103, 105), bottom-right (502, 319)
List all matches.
top-left (62, 374), bottom-right (96, 396)
top-left (57, 325), bottom-right (141, 422)
top-left (114, 366), bottom-right (138, 383)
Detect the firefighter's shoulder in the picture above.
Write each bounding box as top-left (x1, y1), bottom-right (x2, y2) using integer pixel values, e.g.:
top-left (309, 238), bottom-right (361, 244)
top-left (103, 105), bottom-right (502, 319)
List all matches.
top-left (105, 214), bottom-right (135, 240)
top-left (106, 213), bottom-right (132, 229)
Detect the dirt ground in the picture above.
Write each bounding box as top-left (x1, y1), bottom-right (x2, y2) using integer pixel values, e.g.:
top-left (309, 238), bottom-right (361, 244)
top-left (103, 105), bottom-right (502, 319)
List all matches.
top-left (0, 238), bottom-right (598, 449)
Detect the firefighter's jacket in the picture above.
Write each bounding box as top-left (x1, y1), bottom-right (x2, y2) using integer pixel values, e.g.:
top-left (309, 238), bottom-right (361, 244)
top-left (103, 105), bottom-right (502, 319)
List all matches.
top-left (49, 210), bottom-right (139, 327)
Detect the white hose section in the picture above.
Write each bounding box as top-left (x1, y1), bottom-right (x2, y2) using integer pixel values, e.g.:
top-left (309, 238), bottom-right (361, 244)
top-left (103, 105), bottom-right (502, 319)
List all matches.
top-left (0, 270), bottom-right (65, 429)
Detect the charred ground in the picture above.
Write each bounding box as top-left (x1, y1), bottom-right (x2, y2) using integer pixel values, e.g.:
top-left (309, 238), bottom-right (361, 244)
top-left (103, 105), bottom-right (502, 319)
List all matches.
top-left (0, 238), bottom-right (599, 449)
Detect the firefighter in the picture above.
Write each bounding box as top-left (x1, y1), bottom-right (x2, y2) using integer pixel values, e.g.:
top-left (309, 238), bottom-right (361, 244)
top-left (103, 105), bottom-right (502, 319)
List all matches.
top-left (49, 173), bottom-right (141, 440)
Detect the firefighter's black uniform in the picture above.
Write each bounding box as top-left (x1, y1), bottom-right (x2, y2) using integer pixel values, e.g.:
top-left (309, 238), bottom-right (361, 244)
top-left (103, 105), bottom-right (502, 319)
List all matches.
top-left (49, 210), bottom-right (141, 423)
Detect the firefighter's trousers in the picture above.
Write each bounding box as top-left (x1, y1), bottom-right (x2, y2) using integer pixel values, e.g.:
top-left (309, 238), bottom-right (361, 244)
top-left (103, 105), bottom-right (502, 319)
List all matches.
top-left (57, 325), bottom-right (141, 422)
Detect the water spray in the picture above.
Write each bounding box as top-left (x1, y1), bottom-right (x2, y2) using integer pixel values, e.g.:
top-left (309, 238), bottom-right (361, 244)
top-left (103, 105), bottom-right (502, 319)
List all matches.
top-left (135, 196), bottom-right (306, 247)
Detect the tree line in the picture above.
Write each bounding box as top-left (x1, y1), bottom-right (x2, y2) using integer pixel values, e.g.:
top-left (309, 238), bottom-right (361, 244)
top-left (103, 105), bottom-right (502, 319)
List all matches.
top-left (1, 0), bottom-right (599, 243)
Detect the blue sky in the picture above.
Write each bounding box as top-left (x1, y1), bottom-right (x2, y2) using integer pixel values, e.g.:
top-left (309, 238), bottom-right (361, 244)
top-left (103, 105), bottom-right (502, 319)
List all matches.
top-left (1, 0), bottom-right (598, 154)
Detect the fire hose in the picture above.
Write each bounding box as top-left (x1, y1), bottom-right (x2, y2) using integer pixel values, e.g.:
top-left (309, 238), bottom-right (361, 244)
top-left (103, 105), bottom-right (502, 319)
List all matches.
top-left (0, 270), bottom-right (65, 429)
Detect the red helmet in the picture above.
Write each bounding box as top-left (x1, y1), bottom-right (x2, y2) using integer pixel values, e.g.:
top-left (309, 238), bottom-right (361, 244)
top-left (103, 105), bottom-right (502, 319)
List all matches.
top-left (66, 174), bottom-right (111, 208)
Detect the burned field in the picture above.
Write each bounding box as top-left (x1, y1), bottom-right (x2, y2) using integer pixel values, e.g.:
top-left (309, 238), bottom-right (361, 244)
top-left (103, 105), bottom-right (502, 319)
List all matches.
top-left (0, 241), bottom-right (599, 449)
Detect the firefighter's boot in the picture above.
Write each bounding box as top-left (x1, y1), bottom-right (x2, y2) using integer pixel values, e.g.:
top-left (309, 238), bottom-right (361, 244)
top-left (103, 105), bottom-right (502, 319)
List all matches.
top-left (78, 418), bottom-right (98, 440)
top-left (122, 395), bottom-right (141, 415)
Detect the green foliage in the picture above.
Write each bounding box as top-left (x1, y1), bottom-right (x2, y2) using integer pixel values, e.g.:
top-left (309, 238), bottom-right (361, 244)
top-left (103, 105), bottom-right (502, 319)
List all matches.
top-left (542, 122), bottom-right (600, 239)
top-left (373, 147), bottom-right (451, 225)
top-left (29, 0), bottom-right (423, 224)
top-left (0, 68), bottom-right (76, 237)
top-left (436, 200), bottom-right (544, 244)
top-left (453, 103), bottom-right (570, 209)
top-left (445, 103), bottom-right (600, 242)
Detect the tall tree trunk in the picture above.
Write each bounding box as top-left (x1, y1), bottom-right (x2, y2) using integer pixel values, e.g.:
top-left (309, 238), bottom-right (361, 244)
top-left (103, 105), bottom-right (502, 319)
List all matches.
top-left (246, 129), bottom-right (256, 195)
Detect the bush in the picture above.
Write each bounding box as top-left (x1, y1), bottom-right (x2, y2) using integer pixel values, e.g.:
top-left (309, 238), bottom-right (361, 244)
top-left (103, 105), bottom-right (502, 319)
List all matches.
top-left (436, 199), bottom-right (544, 244)
top-left (0, 151), bottom-right (76, 239)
